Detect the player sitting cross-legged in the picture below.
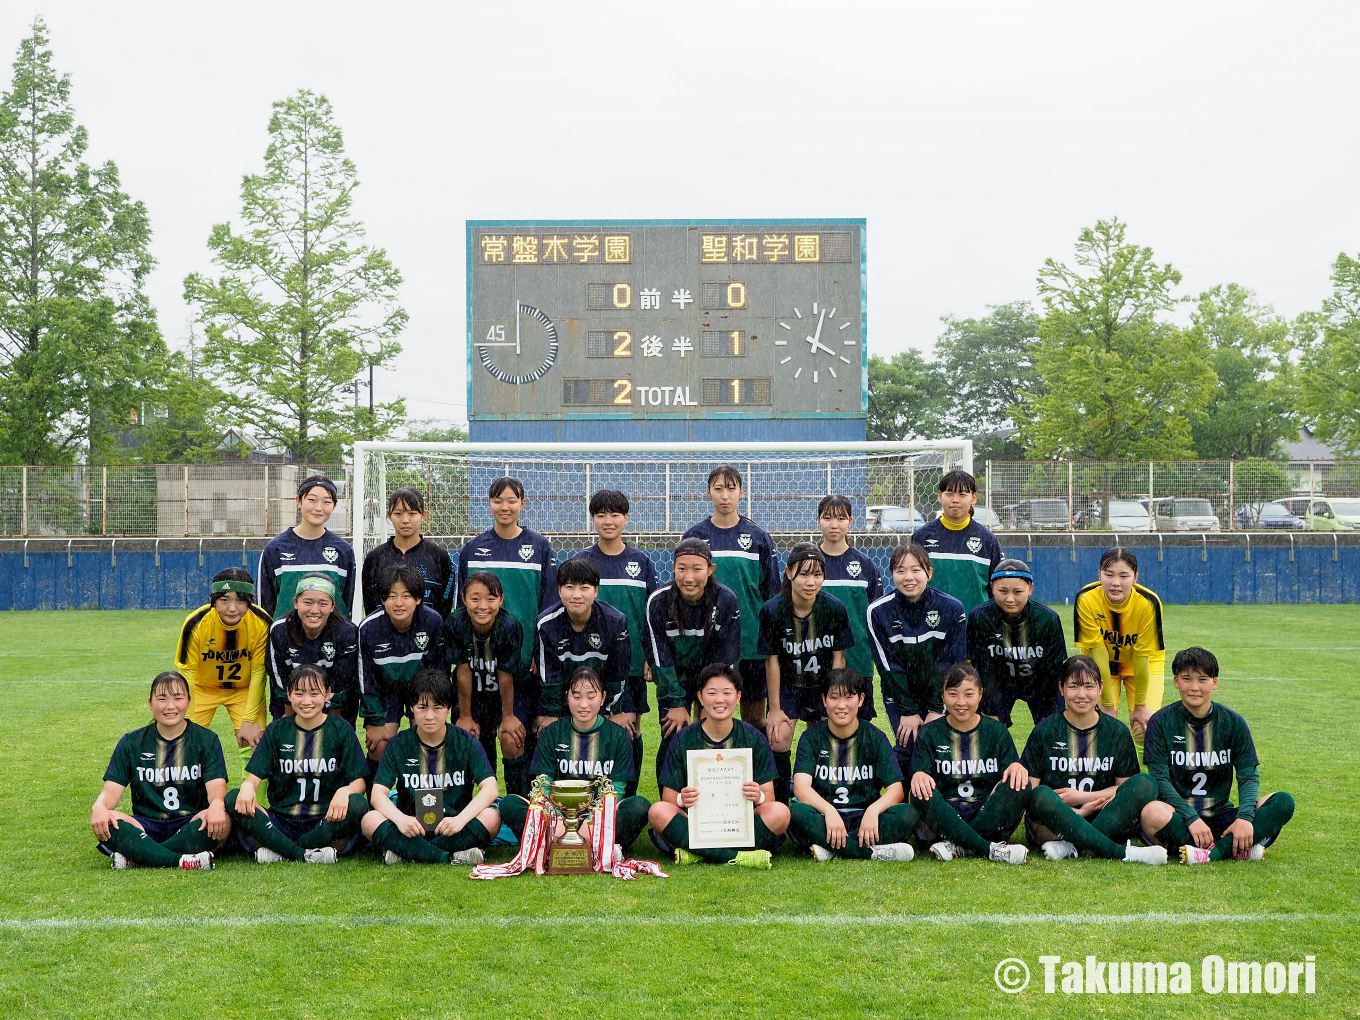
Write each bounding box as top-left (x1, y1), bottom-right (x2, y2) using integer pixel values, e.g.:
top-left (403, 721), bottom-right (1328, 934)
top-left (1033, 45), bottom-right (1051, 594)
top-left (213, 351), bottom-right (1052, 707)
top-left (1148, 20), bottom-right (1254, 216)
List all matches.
top-left (91, 671), bottom-right (228, 870)
top-left (788, 668), bottom-right (918, 862)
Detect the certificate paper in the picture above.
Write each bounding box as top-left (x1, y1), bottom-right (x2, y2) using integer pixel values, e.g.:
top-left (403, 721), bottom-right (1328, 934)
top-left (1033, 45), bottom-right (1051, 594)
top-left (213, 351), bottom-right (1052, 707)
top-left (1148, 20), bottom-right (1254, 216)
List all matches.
top-left (686, 747), bottom-right (755, 849)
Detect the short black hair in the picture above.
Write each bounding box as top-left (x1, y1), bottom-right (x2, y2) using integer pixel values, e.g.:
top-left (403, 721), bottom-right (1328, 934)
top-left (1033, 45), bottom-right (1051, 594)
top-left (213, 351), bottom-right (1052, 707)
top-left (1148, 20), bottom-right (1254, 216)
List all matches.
top-left (210, 566), bottom-right (255, 606)
top-left (697, 662), bottom-right (741, 693)
top-left (557, 557), bottom-right (600, 589)
top-left (407, 667), bottom-right (454, 710)
top-left (942, 662), bottom-right (981, 692)
top-left (820, 667), bottom-right (868, 699)
top-left (706, 465), bottom-right (743, 490)
top-left (298, 474), bottom-right (337, 502)
top-left (889, 542), bottom-right (931, 574)
top-left (150, 671), bottom-right (190, 699)
top-left (388, 486), bottom-right (425, 514)
top-left (1172, 646), bottom-right (1219, 678)
top-left (380, 563), bottom-right (425, 603)
top-left (937, 469), bottom-right (977, 494)
top-left (567, 666), bottom-right (606, 697)
top-left (817, 494), bottom-right (853, 520)
top-left (589, 489), bottom-right (630, 516)
top-left (1062, 654), bottom-right (1102, 686)
top-left (463, 570), bottom-right (503, 599)
top-left (488, 476), bottom-right (524, 500)
top-left (286, 664), bottom-right (332, 693)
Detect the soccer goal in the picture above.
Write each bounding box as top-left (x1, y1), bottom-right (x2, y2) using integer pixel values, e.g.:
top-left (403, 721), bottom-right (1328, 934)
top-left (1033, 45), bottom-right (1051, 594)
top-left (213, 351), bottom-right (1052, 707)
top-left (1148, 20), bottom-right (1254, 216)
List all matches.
top-left (351, 439), bottom-right (972, 593)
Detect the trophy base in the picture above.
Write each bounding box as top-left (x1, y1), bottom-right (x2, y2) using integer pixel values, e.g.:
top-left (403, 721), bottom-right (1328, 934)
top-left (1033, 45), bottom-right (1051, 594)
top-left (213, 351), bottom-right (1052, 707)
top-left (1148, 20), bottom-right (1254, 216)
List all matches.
top-left (547, 841), bottom-right (594, 874)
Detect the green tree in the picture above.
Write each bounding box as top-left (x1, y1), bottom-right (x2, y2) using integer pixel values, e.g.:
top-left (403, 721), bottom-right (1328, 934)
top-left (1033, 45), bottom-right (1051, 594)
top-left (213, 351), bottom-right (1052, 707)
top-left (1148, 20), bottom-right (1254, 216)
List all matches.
top-left (935, 301), bottom-right (1043, 432)
top-left (866, 350), bottom-right (947, 442)
top-left (184, 89), bottom-right (407, 463)
top-left (1016, 218), bottom-right (1216, 459)
top-left (0, 18), bottom-right (162, 463)
top-left (127, 329), bottom-right (231, 463)
top-left (1190, 284), bottom-right (1297, 459)
top-left (1298, 253), bottom-right (1360, 455)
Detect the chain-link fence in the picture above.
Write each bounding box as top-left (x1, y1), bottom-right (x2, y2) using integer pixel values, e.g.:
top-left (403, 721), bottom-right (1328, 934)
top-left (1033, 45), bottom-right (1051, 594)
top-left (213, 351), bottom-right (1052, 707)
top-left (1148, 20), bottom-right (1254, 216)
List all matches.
top-left (983, 460), bottom-right (1360, 533)
top-left (0, 464), bottom-right (349, 537)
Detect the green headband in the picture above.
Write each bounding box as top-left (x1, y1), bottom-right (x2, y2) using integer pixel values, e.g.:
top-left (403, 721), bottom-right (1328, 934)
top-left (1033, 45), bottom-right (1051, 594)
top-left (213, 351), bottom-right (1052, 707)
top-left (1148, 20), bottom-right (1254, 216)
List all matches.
top-left (211, 579), bottom-right (255, 597)
top-left (294, 575), bottom-right (337, 602)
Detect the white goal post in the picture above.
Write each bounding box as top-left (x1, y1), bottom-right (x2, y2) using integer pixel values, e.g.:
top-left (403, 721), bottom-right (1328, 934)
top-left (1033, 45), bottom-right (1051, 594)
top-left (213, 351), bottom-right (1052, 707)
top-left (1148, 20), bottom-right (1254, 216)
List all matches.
top-left (351, 439), bottom-right (973, 597)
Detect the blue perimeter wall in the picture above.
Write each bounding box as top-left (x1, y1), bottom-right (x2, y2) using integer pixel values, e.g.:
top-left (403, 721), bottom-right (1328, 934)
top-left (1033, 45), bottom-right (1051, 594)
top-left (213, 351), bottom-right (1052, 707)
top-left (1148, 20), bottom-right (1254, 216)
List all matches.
top-left (3, 535), bottom-right (1357, 611)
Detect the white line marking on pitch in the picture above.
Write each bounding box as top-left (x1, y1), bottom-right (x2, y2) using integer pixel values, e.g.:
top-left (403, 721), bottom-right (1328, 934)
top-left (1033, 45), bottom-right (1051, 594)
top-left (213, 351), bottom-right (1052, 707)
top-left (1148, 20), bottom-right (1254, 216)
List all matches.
top-left (0, 912), bottom-right (1350, 933)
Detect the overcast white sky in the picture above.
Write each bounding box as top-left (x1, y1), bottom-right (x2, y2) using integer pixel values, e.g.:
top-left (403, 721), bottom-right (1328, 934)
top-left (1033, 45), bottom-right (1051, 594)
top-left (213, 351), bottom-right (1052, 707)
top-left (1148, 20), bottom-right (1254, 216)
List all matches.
top-left (2, 2), bottom-right (1355, 428)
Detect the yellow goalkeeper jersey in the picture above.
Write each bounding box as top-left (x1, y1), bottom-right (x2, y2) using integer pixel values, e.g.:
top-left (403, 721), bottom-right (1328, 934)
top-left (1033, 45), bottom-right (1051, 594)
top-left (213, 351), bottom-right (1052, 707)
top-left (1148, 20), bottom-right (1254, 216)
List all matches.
top-left (1073, 581), bottom-right (1166, 676)
top-left (175, 603), bottom-right (272, 718)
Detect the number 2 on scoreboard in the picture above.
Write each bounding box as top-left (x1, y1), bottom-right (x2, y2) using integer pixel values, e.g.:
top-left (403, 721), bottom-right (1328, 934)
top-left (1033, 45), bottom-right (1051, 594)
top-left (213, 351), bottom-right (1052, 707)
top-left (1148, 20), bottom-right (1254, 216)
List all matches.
top-left (613, 379), bottom-right (632, 405)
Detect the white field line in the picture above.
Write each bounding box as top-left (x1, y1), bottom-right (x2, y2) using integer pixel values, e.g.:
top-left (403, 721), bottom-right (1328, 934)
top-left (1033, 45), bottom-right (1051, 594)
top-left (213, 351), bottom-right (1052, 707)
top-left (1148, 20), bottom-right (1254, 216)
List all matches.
top-left (0, 912), bottom-right (1354, 933)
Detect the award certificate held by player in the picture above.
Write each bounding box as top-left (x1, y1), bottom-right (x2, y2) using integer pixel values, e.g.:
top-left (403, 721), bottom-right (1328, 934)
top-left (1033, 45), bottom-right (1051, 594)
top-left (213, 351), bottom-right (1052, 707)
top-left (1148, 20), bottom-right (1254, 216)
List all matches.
top-left (686, 747), bottom-right (754, 849)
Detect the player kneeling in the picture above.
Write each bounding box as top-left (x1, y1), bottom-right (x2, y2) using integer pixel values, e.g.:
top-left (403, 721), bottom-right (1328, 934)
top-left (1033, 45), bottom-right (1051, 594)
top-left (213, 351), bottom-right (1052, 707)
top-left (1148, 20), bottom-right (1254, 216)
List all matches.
top-left (1141, 647), bottom-right (1295, 864)
top-left (228, 665), bottom-right (369, 864)
top-left (361, 669), bottom-right (500, 866)
top-left (788, 668), bottom-right (917, 862)
top-left (92, 671), bottom-right (228, 870)
top-left (648, 664), bottom-right (790, 869)
top-left (909, 664), bottom-right (1030, 864)
top-left (1021, 655), bottom-right (1168, 865)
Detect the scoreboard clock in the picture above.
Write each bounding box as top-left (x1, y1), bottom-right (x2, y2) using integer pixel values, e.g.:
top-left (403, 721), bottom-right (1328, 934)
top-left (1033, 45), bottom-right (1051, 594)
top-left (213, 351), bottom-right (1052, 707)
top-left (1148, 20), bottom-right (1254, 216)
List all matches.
top-left (466, 220), bottom-right (866, 421)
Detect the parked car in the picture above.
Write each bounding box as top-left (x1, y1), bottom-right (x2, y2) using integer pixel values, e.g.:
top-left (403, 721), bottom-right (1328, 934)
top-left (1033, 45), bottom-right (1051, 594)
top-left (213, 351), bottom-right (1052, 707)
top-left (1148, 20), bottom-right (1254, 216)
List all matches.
top-left (1074, 498), bottom-right (1155, 532)
top-left (1151, 497), bottom-right (1221, 532)
top-left (1274, 496), bottom-right (1360, 531)
top-left (1232, 501), bottom-right (1304, 530)
top-left (1001, 498), bottom-right (1070, 531)
top-left (868, 504), bottom-right (927, 532)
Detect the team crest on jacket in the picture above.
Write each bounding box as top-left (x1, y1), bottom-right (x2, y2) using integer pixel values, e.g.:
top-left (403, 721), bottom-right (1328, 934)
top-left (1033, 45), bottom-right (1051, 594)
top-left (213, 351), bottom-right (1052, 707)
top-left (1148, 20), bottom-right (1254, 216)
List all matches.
top-left (323, 546), bottom-right (338, 563)
top-left (738, 533), bottom-right (752, 550)
top-left (588, 633), bottom-right (602, 649)
top-left (846, 560), bottom-right (862, 578)
top-left (518, 544), bottom-right (534, 561)
top-left (925, 610), bottom-right (940, 627)
top-left (321, 641), bottom-right (335, 659)
top-left (966, 536), bottom-right (982, 554)
top-left (625, 560), bottom-right (642, 578)
top-left (414, 631), bottom-right (429, 650)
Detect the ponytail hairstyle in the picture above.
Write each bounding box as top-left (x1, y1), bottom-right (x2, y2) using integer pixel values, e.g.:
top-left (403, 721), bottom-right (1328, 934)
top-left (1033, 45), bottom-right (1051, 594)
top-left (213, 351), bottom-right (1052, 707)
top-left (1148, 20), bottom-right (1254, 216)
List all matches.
top-left (889, 542), bottom-right (932, 576)
top-left (782, 542), bottom-right (826, 603)
top-left (1098, 546), bottom-right (1139, 575)
top-left (669, 537), bottom-right (720, 648)
top-left (941, 661), bottom-right (981, 693)
top-left (1062, 654), bottom-right (1102, 688)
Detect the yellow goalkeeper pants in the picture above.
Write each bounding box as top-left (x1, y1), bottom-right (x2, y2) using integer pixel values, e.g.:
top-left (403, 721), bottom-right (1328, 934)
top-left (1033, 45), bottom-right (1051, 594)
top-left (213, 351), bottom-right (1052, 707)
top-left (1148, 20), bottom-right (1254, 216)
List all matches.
top-left (189, 683), bottom-right (266, 732)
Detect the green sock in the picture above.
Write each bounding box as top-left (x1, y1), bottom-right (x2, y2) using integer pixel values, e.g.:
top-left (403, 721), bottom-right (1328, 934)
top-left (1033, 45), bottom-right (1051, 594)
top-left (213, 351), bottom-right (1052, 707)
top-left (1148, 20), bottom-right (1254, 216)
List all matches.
top-left (371, 820), bottom-right (451, 864)
top-left (431, 818), bottom-right (493, 853)
top-left (1209, 793), bottom-right (1294, 861)
top-left (1155, 812), bottom-right (1195, 849)
top-left (295, 794), bottom-right (368, 850)
top-left (626, 733), bottom-right (644, 798)
top-left (790, 802), bottom-right (919, 859)
top-left (162, 818), bottom-right (220, 855)
top-left (654, 731), bottom-right (676, 791)
top-left (615, 795), bottom-right (651, 853)
top-left (786, 801), bottom-right (825, 851)
top-left (663, 813), bottom-right (735, 863)
top-left (499, 795), bottom-right (530, 839)
top-left (227, 790), bottom-right (304, 862)
top-left (1093, 774), bottom-right (1157, 841)
top-left (1029, 785), bottom-right (1125, 859)
top-left (502, 754), bottom-right (532, 798)
top-left (773, 750), bottom-right (792, 804)
top-left (102, 819), bottom-right (183, 868)
top-left (913, 790), bottom-right (995, 858)
top-left (971, 783), bottom-right (1031, 843)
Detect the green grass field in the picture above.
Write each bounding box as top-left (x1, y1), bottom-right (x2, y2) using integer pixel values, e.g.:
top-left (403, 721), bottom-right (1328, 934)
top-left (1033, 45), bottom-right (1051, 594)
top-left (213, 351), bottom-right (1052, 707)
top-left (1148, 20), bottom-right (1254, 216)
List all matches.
top-left (1, 606), bottom-right (1356, 1019)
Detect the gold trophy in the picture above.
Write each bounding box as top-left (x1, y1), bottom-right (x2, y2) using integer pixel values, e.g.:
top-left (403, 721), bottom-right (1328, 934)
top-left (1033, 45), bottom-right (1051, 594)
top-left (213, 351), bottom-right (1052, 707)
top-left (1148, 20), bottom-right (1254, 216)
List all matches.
top-left (545, 778), bottom-right (595, 874)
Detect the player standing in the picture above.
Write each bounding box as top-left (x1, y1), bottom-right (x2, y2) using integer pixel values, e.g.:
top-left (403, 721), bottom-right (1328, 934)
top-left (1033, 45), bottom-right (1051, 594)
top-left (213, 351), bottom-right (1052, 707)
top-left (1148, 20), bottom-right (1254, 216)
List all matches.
top-left (911, 469), bottom-right (1004, 614)
top-left (815, 495), bottom-right (882, 703)
top-left (967, 559), bottom-right (1065, 728)
top-left (258, 474), bottom-right (355, 619)
top-left (361, 487), bottom-right (455, 619)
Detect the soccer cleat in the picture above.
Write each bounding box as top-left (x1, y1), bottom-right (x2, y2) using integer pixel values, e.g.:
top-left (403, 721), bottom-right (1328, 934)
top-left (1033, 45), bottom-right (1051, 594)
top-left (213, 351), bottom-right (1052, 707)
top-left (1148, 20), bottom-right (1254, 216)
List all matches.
top-left (303, 847), bottom-right (338, 865)
top-left (1244, 843), bottom-right (1265, 861)
top-left (869, 842), bottom-right (915, 862)
top-left (1042, 839), bottom-right (1079, 861)
top-left (254, 847), bottom-right (286, 864)
top-left (810, 844), bottom-right (835, 862)
top-left (988, 842), bottom-right (1029, 865)
top-left (1123, 841), bottom-right (1168, 866)
top-left (929, 840), bottom-right (962, 861)
top-left (728, 849), bottom-right (772, 870)
top-left (672, 847), bottom-right (701, 866)
top-left (1180, 845), bottom-right (1212, 865)
top-left (449, 848), bottom-right (484, 866)
top-left (178, 852), bottom-right (214, 871)
top-left (381, 850), bottom-right (404, 866)
top-left (110, 852), bottom-right (132, 870)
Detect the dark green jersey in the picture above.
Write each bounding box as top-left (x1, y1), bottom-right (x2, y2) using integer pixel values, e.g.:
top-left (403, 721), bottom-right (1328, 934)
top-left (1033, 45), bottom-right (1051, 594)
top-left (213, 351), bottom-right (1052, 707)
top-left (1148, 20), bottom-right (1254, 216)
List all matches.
top-left (374, 725), bottom-right (495, 818)
top-left (657, 719), bottom-right (776, 793)
top-left (794, 719), bottom-right (902, 813)
top-left (444, 607), bottom-right (525, 698)
top-left (1144, 701), bottom-right (1258, 821)
top-left (913, 716), bottom-right (1019, 810)
top-left (104, 721), bottom-right (227, 820)
top-left (246, 714), bottom-right (366, 820)
top-left (966, 599), bottom-right (1067, 694)
top-left (1020, 711), bottom-right (1141, 792)
top-left (532, 716), bottom-right (635, 794)
top-left (757, 592), bottom-right (853, 690)
top-left (820, 546), bottom-right (882, 681)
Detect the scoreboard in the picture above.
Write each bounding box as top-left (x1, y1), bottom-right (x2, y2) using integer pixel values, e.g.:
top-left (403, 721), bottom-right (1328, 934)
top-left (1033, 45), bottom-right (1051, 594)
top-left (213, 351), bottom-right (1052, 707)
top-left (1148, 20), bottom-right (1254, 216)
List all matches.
top-left (466, 220), bottom-right (866, 423)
